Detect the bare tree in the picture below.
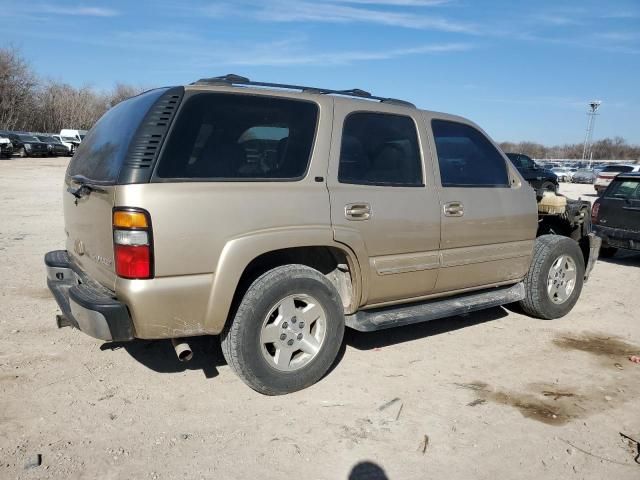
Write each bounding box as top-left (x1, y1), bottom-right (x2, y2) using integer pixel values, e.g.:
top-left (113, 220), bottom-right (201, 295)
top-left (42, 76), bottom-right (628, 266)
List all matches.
top-left (0, 47), bottom-right (38, 130)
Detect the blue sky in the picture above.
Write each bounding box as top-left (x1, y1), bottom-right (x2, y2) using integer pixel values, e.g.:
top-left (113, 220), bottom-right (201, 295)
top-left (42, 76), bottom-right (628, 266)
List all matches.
top-left (2, 0), bottom-right (639, 144)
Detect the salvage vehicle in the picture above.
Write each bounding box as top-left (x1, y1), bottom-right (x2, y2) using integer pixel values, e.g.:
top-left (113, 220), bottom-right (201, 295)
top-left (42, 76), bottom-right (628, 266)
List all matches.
top-left (45, 75), bottom-right (600, 395)
top-left (52, 134), bottom-right (79, 155)
top-left (37, 135), bottom-right (71, 156)
top-left (594, 164), bottom-right (640, 195)
top-left (571, 168), bottom-right (596, 184)
top-left (505, 153), bottom-right (558, 197)
top-left (0, 135), bottom-right (13, 158)
top-left (60, 129), bottom-right (87, 142)
top-left (592, 172), bottom-right (640, 257)
top-left (4, 133), bottom-right (48, 157)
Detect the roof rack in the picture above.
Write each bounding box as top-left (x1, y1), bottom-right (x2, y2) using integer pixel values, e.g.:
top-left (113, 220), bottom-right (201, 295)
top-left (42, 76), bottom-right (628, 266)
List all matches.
top-left (191, 74), bottom-right (415, 108)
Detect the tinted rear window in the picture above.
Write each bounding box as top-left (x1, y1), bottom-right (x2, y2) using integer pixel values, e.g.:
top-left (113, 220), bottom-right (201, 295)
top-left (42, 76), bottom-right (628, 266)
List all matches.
top-left (602, 165), bottom-right (634, 173)
top-left (155, 93), bottom-right (318, 180)
top-left (605, 179), bottom-right (640, 199)
top-left (67, 88), bottom-right (168, 183)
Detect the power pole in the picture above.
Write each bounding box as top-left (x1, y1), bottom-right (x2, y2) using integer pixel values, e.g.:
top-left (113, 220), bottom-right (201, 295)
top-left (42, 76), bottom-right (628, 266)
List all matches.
top-left (582, 100), bottom-right (601, 167)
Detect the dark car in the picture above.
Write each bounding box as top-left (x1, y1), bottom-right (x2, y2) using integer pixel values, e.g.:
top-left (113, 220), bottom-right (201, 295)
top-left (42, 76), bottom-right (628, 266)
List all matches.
top-left (572, 168), bottom-right (596, 184)
top-left (0, 135), bottom-right (14, 158)
top-left (36, 135), bottom-right (71, 157)
top-left (506, 153), bottom-right (558, 196)
top-left (4, 133), bottom-right (48, 157)
top-left (592, 172), bottom-right (640, 257)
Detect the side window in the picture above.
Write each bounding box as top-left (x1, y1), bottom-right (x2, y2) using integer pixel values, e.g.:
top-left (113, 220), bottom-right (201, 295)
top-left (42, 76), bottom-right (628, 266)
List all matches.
top-left (156, 93), bottom-right (318, 180)
top-left (431, 119), bottom-right (509, 188)
top-left (338, 112), bottom-right (422, 186)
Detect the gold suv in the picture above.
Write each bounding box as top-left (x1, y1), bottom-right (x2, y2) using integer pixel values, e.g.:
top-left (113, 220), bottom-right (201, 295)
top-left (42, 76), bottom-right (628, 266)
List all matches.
top-left (45, 75), bottom-right (597, 394)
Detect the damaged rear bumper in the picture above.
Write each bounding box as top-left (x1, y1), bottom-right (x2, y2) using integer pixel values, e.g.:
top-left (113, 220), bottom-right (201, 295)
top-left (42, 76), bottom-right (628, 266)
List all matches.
top-left (45, 250), bottom-right (134, 341)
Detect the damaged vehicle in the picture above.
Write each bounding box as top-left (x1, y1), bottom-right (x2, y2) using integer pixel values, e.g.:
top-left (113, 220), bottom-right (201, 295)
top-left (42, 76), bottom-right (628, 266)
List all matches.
top-left (45, 75), bottom-right (600, 395)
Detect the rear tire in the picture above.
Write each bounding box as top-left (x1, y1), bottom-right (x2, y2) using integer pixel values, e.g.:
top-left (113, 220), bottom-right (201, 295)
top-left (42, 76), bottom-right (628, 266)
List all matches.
top-left (519, 235), bottom-right (585, 319)
top-left (18, 147), bottom-right (27, 158)
top-left (221, 264), bottom-right (345, 395)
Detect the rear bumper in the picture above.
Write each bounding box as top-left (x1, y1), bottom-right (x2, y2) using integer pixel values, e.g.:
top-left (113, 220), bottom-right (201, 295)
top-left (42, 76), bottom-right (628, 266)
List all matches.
top-left (593, 225), bottom-right (640, 251)
top-left (45, 250), bottom-right (134, 341)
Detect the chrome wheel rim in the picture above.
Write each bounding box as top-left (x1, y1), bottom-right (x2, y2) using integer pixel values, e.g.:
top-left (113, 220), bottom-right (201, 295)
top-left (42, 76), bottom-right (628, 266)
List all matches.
top-left (547, 254), bottom-right (577, 304)
top-left (259, 294), bottom-right (327, 372)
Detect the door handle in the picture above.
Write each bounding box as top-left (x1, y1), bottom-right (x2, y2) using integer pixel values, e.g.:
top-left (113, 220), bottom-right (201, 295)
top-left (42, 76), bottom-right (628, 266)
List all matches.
top-left (443, 201), bottom-right (464, 217)
top-left (345, 203), bottom-right (371, 221)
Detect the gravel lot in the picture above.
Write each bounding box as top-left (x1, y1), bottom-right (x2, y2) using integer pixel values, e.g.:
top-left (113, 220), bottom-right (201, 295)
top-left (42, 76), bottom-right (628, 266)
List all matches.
top-left (1, 157), bottom-right (639, 479)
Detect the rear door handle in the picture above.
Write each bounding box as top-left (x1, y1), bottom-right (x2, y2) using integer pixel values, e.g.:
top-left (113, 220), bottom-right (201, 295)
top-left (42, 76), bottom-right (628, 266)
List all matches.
top-left (345, 203), bottom-right (371, 221)
top-left (443, 201), bottom-right (464, 217)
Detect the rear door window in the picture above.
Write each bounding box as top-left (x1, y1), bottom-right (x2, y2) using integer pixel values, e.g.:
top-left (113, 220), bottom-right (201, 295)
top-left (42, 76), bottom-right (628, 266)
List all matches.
top-left (432, 119), bottom-right (509, 187)
top-left (155, 93), bottom-right (318, 180)
top-left (338, 112), bottom-right (422, 186)
top-left (605, 179), bottom-right (640, 199)
top-left (68, 88), bottom-right (169, 183)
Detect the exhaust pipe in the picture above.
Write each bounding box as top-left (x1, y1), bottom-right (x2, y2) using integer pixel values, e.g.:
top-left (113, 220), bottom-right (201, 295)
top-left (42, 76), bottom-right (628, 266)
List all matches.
top-left (171, 338), bottom-right (193, 362)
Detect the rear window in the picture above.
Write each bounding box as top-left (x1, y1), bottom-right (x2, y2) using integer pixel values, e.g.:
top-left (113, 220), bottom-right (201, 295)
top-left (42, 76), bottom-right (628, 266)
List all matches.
top-left (155, 93), bottom-right (318, 180)
top-left (67, 88), bottom-right (168, 183)
top-left (605, 179), bottom-right (640, 199)
top-left (602, 165), bottom-right (634, 173)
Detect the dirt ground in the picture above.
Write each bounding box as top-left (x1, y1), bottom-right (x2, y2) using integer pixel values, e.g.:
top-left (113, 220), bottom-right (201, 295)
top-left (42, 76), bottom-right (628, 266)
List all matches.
top-left (1, 157), bottom-right (639, 479)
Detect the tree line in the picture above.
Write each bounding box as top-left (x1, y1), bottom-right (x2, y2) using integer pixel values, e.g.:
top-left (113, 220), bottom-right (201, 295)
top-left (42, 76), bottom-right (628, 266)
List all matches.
top-left (1, 47), bottom-right (639, 161)
top-left (0, 47), bottom-right (145, 134)
top-left (498, 138), bottom-right (640, 161)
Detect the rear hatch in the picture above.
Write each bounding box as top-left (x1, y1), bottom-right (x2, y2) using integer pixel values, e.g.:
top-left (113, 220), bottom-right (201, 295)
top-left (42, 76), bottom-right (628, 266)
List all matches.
top-left (63, 87), bottom-right (183, 290)
top-left (597, 177), bottom-right (640, 232)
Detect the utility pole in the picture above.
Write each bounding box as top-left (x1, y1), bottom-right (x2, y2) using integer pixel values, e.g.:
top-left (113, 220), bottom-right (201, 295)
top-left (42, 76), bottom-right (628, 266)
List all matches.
top-left (582, 100), bottom-right (601, 167)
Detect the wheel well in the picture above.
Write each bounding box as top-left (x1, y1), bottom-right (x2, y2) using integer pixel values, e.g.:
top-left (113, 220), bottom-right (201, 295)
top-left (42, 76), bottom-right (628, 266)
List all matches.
top-left (232, 246), bottom-right (355, 316)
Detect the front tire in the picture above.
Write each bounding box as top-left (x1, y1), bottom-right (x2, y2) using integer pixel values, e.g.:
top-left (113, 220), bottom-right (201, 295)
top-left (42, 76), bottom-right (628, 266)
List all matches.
top-left (221, 264), bottom-right (345, 395)
top-left (519, 235), bottom-right (585, 319)
top-left (599, 246), bottom-right (618, 258)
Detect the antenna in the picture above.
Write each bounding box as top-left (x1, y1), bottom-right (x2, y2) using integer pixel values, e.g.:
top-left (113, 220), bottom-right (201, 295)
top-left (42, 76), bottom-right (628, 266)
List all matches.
top-left (581, 100), bottom-right (601, 166)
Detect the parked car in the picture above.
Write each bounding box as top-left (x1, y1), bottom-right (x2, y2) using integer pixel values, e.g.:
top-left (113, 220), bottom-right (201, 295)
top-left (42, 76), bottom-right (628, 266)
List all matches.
top-left (571, 168), bottom-right (596, 184)
top-left (44, 74), bottom-right (599, 395)
top-left (4, 133), bottom-right (48, 157)
top-left (60, 129), bottom-right (87, 142)
top-left (52, 135), bottom-right (79, 155)
top-left (594, 164), bottom-right (640, 195)
top-left (551, 167), bottom-right (573, 182)
top-left (592, 172), bottom-right (640, 257)
top-left (37, 135), bottom-right (72, 157)
top-left (0, 135), bottom-right (13, 158)
top-left (505, 153), bottom-right (558, 196)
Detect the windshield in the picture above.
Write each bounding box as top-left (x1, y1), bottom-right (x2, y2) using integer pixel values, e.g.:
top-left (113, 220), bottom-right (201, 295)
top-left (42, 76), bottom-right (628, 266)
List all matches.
top-left (61, 137), bottom-right (76, 142)
top-left (38, 136), bottom-right (56, 143)
top-left (67, 88), bottom-right (168, 183)
top-left (19, 135), bottom-right (39, 142)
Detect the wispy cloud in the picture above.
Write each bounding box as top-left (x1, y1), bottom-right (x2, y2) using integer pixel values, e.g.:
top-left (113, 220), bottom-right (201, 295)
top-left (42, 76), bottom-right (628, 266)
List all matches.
top-left (225, 42), bottom-right (473, 66)
top-left (32, 3), bottom-right (119, 17)
top-left (336, 0), bottom-right (451, 6)
top-left (202, 0), bottom-right (476, 33)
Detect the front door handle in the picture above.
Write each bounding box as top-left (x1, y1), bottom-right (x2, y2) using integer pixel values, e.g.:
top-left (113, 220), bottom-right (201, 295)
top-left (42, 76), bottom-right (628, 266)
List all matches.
top-left (443, 201), bottom-right (464, 217)
top-left (345, 203), bottom-right (371, 221)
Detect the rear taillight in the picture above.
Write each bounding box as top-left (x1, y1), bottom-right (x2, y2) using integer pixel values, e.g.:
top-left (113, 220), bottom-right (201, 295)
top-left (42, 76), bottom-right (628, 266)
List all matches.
top-left (591, 201), bottom-right (600, 223)
top-left (113, 208), bottom-right (153, 279)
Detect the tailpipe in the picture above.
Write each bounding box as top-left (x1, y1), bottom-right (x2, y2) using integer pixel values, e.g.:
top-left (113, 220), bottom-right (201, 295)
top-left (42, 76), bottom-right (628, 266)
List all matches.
top-left (171, 338), bottom-right (193, 362)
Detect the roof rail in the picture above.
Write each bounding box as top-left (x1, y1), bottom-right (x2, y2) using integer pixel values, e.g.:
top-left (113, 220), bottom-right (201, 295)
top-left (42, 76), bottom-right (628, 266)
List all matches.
top-left (191, 74), bottom-right (415, 108)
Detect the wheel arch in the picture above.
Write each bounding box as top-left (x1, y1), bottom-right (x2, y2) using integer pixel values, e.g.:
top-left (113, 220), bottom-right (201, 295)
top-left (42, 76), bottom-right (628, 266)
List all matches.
top-left (203, 228), bottom-right (363, 333)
